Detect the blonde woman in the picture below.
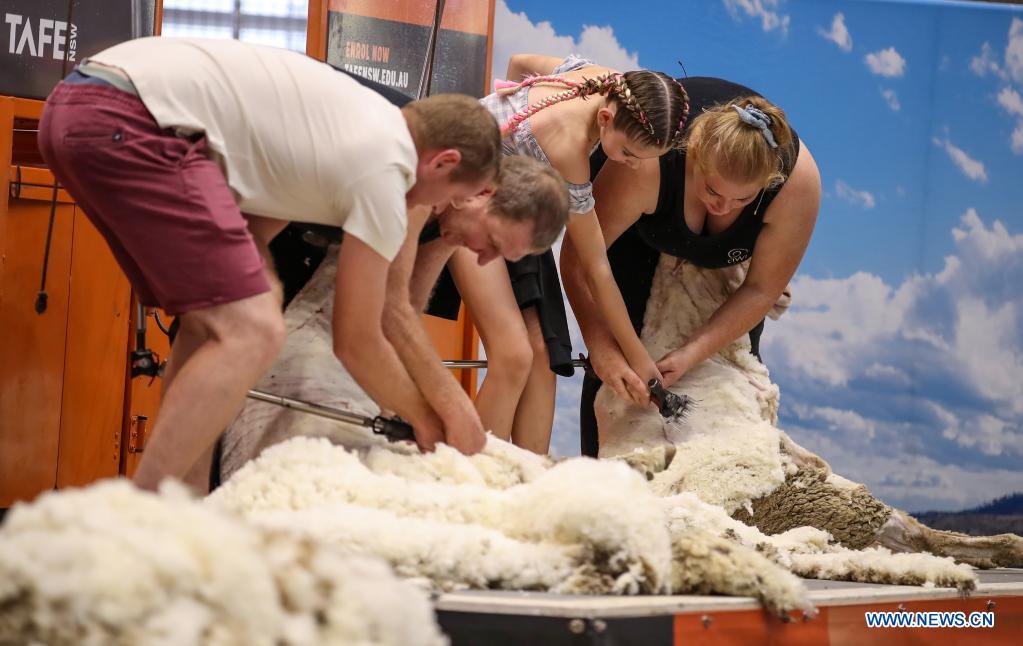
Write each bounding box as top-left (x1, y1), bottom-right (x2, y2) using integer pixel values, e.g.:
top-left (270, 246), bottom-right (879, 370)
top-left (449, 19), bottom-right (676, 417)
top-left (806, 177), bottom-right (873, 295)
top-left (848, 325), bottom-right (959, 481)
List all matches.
top-left (561, 77), bottom-right (822, 456)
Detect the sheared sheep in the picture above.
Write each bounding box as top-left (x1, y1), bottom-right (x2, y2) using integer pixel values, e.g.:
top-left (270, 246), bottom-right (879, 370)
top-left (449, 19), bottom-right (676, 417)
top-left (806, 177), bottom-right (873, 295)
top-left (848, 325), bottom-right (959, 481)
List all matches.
top-left (595, 254), bottom-right (1023, 570)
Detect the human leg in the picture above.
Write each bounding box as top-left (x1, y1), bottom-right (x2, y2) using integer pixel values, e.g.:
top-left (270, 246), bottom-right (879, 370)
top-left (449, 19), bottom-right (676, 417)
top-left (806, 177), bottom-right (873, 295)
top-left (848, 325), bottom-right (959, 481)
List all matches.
top-left (133, 292), bottom-right (285, 490)
top-left (511, 307), bottom-right (556, 453)
top-left (38, 82), bottom-right (277, 489)
top-left (448, 248), bottom-right (532, 440)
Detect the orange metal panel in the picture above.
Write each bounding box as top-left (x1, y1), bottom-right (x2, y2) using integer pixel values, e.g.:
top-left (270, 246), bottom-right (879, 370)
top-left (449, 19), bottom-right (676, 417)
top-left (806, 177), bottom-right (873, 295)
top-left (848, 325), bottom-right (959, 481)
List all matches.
top-left (307, 0), bottom-right (329, 61)
top-left (674, 609), bottom-right (828, 646)
top-left (484, 0), bottom-right (495, 89)
top-left (0, 182), bottom-right (75, 505)
top-left (154, 0), bottom-right (164, 37)
top-left (10, 166), bottom-right (74, 204)
top-left (0, 97), bottom-right (10, 269)
top-left (55, 208), bottom-right (132, 488)
top-left (826, 596), bottom-right (1022, 646)
top-left (12, 98), bottom-right (43, 121)
top-left (673, 596), bottom-right (1022, 646)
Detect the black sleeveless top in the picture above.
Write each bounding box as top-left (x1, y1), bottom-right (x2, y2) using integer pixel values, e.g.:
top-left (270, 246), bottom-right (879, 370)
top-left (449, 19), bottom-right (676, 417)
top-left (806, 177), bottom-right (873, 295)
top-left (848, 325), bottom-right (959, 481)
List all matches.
top-left (629, 77), bottom-right (799, 269)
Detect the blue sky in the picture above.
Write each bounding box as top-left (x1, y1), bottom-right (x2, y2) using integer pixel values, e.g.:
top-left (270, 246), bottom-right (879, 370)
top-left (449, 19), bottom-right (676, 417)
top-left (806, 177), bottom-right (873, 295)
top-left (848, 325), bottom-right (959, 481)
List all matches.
top-left (493, 0), bottom-right (1023, 512)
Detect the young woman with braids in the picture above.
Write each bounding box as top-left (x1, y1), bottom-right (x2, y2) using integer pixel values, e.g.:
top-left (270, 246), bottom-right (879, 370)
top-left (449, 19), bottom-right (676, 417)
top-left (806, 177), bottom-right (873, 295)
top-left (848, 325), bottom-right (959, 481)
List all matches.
top-left (434, 53), bottom-right (689, 453)
top-left (561, 78), bottom-right (822, 456)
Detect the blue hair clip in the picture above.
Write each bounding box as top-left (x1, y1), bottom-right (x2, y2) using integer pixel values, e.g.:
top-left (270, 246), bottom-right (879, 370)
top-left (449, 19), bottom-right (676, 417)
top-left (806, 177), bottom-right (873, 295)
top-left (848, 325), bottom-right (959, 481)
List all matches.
top-left (732, 104), bottom-right (778, 149)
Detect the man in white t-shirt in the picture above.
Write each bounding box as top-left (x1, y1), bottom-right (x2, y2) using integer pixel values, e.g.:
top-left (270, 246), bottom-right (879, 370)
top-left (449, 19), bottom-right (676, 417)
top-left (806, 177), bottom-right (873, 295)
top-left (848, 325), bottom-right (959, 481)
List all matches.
top-left (38, 37), bottom-right (503, 491)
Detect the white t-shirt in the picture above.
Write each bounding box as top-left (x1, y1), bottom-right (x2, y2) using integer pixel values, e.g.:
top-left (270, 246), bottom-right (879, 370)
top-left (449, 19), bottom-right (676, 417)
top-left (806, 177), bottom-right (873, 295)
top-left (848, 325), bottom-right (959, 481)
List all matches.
top-left (90, 37), bottom-right (416, 261)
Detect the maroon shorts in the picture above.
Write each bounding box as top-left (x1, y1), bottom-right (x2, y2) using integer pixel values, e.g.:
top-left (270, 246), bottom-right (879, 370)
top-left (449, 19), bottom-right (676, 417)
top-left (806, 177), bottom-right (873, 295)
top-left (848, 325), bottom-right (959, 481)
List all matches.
top-left (38, 81), bottom-right (270, 315)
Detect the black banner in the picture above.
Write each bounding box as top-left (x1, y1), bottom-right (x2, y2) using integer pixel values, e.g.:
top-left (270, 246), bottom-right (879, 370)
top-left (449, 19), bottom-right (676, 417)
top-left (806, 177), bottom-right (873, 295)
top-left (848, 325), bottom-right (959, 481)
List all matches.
top-left (326, 12), bottom-right (488, 100)
top-left (1, 1), bottom-right (155, 100)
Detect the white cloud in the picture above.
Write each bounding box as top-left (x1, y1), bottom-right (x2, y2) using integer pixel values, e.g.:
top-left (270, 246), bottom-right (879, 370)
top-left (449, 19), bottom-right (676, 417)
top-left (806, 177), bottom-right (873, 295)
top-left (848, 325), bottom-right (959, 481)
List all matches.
top-left (834, 180), bottom-right (876, 209)
top-left (970, 41), bottom-right (1006, 79)
top-left (864, 362), bottom-right (911, 385)
top-left (817, 13), bottom-right (852, 52)
top-left (723, 0), bottom-right (790, 35)
top-left (865, 46), bottom-right (907, 78)
top-left (998, 86), bottom-right (1023, 118)
top-left (997, 87), bottom-right (1023, 154)
top-left (1007, 17), bottom-right (1023, 85)
top-left (932, 136), bottom-right (988, 182)
top-left (766, 210), bottom-right (1023, 467)
top-left (792, 403), bottom-right (876, 441)
top-left (880, 88), bottom-right (901, 112)
top-left (490, 0), bottom-right (639, 86)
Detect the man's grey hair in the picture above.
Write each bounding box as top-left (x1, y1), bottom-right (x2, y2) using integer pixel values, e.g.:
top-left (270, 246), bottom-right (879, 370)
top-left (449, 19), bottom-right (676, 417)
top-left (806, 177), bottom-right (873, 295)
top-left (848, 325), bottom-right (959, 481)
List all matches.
top-left (488, 156), bottom-right (569, 251)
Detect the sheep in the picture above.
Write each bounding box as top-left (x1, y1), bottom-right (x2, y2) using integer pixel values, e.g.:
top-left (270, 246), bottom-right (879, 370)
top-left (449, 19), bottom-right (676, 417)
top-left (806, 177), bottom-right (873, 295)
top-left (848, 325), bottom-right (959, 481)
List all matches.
top-left (0, 480), bottom-right (446, 646)
top-left (211, 250), bottom-right (992, 615)
top-left (594, 254), bottom-right (1023, 570)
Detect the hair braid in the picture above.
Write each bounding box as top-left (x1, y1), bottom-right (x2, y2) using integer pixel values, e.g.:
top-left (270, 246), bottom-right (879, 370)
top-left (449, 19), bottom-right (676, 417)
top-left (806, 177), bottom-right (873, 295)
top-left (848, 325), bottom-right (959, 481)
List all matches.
top-left (666, 78), bottom-right (690, 150)
top-left (499, 71), bottom-right (623, 136)
top-left (610, 75), bottom-right (657, 142)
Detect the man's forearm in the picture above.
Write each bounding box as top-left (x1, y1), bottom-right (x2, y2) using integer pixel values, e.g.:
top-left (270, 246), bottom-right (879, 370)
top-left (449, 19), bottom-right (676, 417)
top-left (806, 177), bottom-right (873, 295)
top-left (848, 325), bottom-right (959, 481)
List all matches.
top-left (382, 300), bottom-right (467, 414)
top-left (335, 325), bottom-right (432, 424)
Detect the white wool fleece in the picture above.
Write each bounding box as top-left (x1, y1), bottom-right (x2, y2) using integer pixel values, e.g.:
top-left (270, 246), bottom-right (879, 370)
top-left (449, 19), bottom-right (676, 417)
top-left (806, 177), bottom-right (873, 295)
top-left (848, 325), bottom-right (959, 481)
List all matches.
top-left (210, 436), bottom-right (674, 595)
top-left (0, 480), bottom-right (446, 646)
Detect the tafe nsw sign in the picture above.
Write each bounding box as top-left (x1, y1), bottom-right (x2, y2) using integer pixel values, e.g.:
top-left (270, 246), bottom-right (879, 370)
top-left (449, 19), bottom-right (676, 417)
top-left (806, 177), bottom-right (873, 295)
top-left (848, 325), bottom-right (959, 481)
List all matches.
top-left (1, 1), bottom-right (151, 100)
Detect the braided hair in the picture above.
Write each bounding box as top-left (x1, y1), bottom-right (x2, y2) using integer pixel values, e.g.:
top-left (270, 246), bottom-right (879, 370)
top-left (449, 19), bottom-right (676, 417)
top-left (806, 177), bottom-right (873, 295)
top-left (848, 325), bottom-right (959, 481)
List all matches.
top-left (500, 69), bottom-right (690, 150)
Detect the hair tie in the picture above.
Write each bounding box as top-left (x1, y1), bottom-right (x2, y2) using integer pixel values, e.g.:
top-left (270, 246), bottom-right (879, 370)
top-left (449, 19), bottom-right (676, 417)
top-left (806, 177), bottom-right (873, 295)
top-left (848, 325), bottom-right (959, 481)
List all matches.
top-left (732, 104), bottom-right (778, 149)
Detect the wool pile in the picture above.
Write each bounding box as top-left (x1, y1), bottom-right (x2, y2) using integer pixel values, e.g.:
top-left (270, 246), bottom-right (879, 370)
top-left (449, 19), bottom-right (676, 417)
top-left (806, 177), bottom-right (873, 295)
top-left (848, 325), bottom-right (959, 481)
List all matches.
top-left (0, 480), bottom-right (446, 646)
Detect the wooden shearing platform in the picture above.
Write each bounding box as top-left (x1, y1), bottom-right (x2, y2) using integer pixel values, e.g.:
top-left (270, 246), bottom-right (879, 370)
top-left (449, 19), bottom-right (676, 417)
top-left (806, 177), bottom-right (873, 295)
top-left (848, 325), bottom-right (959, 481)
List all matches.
top-left (434, 568), bottom-right (1023, 645)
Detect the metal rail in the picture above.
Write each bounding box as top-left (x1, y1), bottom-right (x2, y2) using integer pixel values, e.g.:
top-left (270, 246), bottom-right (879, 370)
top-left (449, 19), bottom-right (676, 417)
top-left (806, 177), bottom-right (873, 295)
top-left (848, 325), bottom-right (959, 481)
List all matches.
top-left (442, 358), bottom-right (590, 369)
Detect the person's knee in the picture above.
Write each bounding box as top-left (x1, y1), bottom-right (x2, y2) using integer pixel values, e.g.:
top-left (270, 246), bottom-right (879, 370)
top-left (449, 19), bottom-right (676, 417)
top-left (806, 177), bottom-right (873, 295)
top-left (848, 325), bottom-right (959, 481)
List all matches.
top-left (486, 334), bottom-right (532, 388)
top-left (251, 309), bottom-right (286, 363)
top-left (222, 302), bottom-right (285, 367)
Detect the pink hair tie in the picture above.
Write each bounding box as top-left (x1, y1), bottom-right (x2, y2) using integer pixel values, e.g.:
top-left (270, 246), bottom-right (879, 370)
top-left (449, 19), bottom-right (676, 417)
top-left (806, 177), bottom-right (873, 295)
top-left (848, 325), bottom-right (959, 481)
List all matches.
top-left (494, 78), bottom-right (519, 91)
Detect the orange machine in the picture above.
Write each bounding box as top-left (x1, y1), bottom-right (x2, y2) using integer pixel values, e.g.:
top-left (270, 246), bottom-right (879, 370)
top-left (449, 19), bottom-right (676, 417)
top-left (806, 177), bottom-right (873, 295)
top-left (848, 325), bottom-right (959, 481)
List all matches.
top-left (1, 0), bottom-right (495, 508)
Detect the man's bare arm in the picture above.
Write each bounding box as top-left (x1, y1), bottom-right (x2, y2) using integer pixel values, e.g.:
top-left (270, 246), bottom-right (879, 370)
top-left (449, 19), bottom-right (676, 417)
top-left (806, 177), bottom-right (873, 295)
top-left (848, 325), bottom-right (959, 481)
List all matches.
top-left (331, 234), bottom-right (443, 450)
top-left (381, 207), bottom-right (485, 454)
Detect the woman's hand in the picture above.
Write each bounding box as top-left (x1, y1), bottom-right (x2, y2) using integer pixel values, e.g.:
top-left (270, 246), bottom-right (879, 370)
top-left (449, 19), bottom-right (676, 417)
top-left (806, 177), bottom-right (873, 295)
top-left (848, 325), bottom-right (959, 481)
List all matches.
top-left (655, 346), bottom-right (695, 388)
top-left (589, 343), bottom-right (649, 406)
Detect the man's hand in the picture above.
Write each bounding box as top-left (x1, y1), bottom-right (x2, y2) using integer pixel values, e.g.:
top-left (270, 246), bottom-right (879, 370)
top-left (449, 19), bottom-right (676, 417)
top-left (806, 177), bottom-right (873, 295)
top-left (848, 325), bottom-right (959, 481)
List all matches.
top-left (588, 343), bottom-right (649, 406)
top-left (436, 396), bottom-right (486, 454)
top-left (408, 407), bottom-right (445, 452)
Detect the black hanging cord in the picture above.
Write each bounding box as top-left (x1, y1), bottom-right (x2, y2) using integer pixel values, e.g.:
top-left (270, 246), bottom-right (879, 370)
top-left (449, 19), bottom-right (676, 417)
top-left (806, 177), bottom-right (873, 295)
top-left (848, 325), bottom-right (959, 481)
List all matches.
top-left (33, 182), bottom-right (60, 313)
top-left (677, 59), bottom-right (689, 79)
top-left (35, 0), bottom-right (76, 315)
top-left (417, 0), bottom-right (447, 99)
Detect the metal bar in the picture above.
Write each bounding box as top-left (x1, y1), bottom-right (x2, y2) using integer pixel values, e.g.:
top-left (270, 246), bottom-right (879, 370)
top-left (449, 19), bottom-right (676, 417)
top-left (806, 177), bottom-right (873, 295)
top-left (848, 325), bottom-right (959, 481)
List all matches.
top-left (442, 358), bottom-right (589, 369)
top-left (417, 0), bottom-right (446, 98)
top-left (247, 389), bottom-right (374, 428)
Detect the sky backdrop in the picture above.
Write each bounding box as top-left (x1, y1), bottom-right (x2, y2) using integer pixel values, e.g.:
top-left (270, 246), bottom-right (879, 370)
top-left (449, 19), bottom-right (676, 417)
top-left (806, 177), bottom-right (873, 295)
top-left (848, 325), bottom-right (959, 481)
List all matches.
top-left (489, 0), bottom-right (1023, 512)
